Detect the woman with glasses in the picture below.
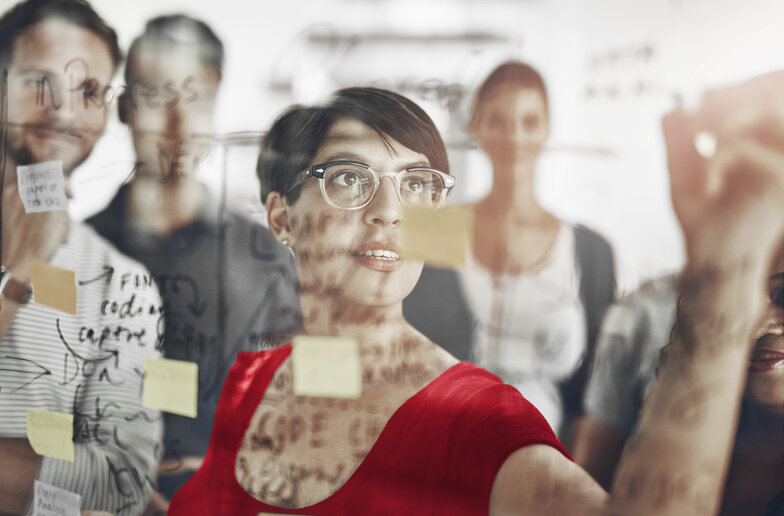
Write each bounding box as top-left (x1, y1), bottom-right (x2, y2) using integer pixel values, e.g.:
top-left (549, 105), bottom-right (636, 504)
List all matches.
top-left (463, 62), bottom-right (616, 436)
top-left (168, 87), bottom-right (570, 514)
top-left (170, 80), bottom-right (784, 515)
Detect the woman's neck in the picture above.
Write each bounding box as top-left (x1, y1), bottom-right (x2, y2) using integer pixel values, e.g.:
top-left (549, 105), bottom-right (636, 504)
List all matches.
top-left (471, 162), bottom-right (561, 274)
top-left (476, 161), bottom-right (550, 224)
top-left (298, 293), bottom-right (409, 350)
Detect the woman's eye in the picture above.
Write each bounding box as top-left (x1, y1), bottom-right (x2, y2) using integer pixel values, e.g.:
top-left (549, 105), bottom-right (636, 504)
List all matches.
top-left (486, 115), bottom-right (503, 129)
top-left (403, 178), bottom-right (424, 193)
top-left (331, 170), bottom-right (360, 186)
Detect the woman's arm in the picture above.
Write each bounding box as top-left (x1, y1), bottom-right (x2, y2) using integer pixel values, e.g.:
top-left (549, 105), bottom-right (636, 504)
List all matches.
top-left (491, 72), bottom-right (784, 516)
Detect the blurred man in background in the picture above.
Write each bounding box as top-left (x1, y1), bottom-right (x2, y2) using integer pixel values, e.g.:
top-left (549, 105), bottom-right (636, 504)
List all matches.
top-left (86, 14), bottom-right (301, 513)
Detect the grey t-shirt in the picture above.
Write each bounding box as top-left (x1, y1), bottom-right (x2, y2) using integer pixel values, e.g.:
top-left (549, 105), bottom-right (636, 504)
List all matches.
top-left (87, 187), bottom-right (301, 496)
top-left (583, 273), bottom-right (678, 433)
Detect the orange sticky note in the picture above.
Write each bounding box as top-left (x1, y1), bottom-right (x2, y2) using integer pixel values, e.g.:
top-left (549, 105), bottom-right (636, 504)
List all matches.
top-left (26, 408), bottom-right (74, 462)
top-left (292, 335), bottom-right (361, 399)
top-left (30, 260), bottom-right (77, 315)
top-left (143, 357), bottom-right (198, 418)
top-left (400, 205), bottom-right (472, 268)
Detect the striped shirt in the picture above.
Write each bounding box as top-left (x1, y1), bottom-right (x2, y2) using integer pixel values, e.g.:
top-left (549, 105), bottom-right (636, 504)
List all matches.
top-left (0, 222), bottom-right (163, 515)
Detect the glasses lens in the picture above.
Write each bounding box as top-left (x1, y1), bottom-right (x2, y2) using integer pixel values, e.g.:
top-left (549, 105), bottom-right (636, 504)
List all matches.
top-left (400, 170), bottom-right (446, 207)
top-left (323, 164), bottom-right (375, 208)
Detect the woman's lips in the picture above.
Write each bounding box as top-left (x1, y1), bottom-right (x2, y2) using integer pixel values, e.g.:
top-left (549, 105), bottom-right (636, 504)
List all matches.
top-left (748, 348), bottom-right (784, 373)
top-left (352, 253), bottom-right (401, 272)
top-left (351, 242), bottom-right (400, 272)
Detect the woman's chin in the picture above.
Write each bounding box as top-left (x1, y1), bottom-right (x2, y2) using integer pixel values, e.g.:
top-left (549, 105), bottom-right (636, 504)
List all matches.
top-left (347, 265), bottom-right (422, 309)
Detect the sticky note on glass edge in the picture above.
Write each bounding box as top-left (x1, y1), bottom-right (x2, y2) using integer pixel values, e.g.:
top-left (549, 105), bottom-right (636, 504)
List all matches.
top-left (26, 408), bottom-right (74, 462)
top-left (33, 480), bottom-right (80, 516)
top-left (400, 204), bottom-right (473, 268)
top-left (16, 160), bottom-right (68, 213)
top-left (143, 357), bottom-right (198, 418)
top-left (292, 335), bottom-right (361, 399)
top-left (30, 260), bottom-right (77, 315)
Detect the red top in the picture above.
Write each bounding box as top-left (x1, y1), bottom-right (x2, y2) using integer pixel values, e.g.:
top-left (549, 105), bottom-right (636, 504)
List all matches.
top-left (169, 345), bottom-right (570, 515)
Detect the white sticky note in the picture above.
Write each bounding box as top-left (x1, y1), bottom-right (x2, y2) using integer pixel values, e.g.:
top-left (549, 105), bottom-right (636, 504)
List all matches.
top-left (400, 204), bottom-right (473, 268)
top-left (16, 160), bottom-right (68, 213)
top-left (26, 408), bottom-right (74, 462)
top-left (292, 335), bottom-right (362, 399)
top-left (143, 357), bottom-right (198, 418)
top-left (33, 480), bottom-right (80, 516)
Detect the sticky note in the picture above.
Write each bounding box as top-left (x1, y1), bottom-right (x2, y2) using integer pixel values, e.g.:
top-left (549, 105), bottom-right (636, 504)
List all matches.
top-left (143, 357), bottom-right (198, 418)
top-left (292, 335), bottom-right (361, 399)
top-left (30, 260), bottom-right (77, 315)
top-left (400, 204), bottom-right (473, 268)
top-left (33, 480), bottom-right (80, 516)
top-left (16, 160), bottom-right (68, 213)
top-left (26, 408), bottom-right (74, 462)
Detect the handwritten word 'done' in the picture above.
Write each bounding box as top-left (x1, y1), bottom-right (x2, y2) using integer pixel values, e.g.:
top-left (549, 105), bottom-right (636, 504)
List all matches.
top-left (26, 408), bottom-right (74, 462)
top-left (17, 160), bottom-right (68, 213)
top-left (292, 335), bottom-right (362, 399)
top-left (30, 260), bottom-right (77, 315)
top-left (143, 357), bottom-right (198, 418)
top-left (33, 480), bottom-right (80, 516)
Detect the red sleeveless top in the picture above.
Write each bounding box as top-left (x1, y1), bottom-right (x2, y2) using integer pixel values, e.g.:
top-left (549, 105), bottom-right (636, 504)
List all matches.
top-left (169, 345), bottom-right (570, 515)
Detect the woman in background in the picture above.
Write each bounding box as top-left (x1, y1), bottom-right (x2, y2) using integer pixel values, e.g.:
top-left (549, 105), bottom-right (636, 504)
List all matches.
top-left (463, 62), bottom-right (616, 436)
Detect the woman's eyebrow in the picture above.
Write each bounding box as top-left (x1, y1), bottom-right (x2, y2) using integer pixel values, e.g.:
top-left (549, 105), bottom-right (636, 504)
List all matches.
top-left (320, 152), bottom-right (368, 163)
top-left (319, 154), bottom-right (431, 170)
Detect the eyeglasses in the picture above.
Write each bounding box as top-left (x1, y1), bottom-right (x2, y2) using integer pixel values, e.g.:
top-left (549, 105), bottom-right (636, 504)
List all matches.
top-left (287, 160), bottom-right (455, 210)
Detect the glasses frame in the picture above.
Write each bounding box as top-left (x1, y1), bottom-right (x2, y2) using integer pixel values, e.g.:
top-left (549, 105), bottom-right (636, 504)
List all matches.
top-left (287, 160), bottom-right (455, 210)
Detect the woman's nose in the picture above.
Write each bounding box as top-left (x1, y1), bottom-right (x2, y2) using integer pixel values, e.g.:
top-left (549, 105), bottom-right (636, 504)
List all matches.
top-left (364, 176), bottom-right (401, 227)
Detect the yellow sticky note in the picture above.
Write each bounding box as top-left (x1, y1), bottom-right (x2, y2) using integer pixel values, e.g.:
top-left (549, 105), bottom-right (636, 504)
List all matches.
top-left (26, 408), bottom-right (74, 462)
top-left (292, 335), bottom-right (361, 399)
top-left (30, 260), bottom-right (77, 315)
top-left (143, 357), bottom-right (198, 418)
top-left (400, 205), bottom-right (473, 268)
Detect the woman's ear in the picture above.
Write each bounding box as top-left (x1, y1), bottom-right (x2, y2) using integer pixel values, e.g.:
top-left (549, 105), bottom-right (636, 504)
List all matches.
top-left (266, 192), bottom-right (294, 246)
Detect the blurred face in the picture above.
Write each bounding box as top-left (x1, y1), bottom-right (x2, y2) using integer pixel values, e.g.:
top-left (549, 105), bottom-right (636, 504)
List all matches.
top-left (746, 248), bottom-right (784, 413)
top-left (126, 47), bottom-right (218, 182)
top-left (6, 18), bottom-right (113, 174)
top-left (285, 118), bottom-right (426, 308)
top-left (471, 84), bottom-right (549, 169)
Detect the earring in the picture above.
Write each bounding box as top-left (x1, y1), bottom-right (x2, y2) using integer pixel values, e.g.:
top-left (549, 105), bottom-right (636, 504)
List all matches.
top-left (281, 238), bottom-right (290, 246)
